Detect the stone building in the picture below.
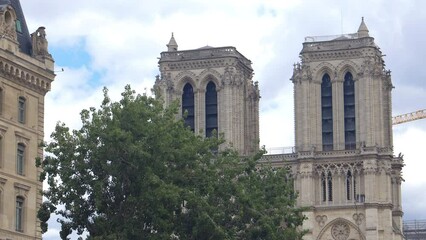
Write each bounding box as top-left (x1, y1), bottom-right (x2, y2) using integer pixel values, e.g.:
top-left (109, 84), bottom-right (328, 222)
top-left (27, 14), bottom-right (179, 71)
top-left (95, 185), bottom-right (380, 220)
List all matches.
top-left (155, 34), bottom-right (260, 156)
top-left (156, 19), bottom-right (404, 239)
top-left (262, 19), bottom-right (404, 240)
top-left (0, 0), bottom-right (54, 239)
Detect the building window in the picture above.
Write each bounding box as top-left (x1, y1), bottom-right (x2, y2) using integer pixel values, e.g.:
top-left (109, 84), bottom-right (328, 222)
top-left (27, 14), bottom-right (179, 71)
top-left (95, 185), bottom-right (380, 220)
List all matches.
top-left (18, 97), bottom-right (26, 123)
top-left (205, 81), bottom-right (217, 137)
top-left (182, 83), bottom-right (194, 131)
top-left (16, 19), bottom-right (22, 33)
top-left (321, 74), bottom-right (333, 151)
top-left (321, 172), bottom-right (327, 202)
top-left (0, 88), bottom-right (3, 115)
top-left (17, 143), bottom-right (25, 175)
top-left (344, 72), bottom-right (355, 149)
top-left (16, 196), bottom-right (24, 232)
top-left (346, 170), bottom-right (352, 200)
top-left (321, 171), bottom-right (333, 202)
top-left (0, 136), bottom-right (2, 168)
top-left (327, 172), bottom-right (333, 202)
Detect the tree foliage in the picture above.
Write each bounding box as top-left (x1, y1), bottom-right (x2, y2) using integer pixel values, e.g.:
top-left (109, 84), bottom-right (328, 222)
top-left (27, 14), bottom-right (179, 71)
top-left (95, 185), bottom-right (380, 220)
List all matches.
top-left (39, 85), bottom-right (306, 239)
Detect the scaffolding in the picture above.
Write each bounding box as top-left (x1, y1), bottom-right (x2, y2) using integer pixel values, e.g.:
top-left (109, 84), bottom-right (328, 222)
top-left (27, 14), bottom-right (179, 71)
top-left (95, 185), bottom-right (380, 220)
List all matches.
top-left (403, 220), bottom-right (426, 239)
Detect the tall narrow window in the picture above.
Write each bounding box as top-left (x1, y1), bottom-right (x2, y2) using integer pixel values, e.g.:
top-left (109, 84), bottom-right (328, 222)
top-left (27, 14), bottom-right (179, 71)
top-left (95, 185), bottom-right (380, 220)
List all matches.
top-left (321, 172), bottom-right (327, 202)
top-left (327, 172), bottom-right (333, 202)
top-left (16, 19), bottom-right (22, 33)
top-left (321, 74), bottom-right (333, 151)
top-left (182, 83), bottom-right (194, 131)
top-left (0, 88), bottom-right (3, 115)
top-left (16, 196), bottom-right (24, 232)
top-left (344, 72), bottom-right (356, 149)
top-left (205, 81), bottom-right (217, 137)
top-left (17, 143), bottom-right (25, 175)
top-left (18, 97), bottom-right (25, 123)
top-left (346, 170), bottom-right (352, 200)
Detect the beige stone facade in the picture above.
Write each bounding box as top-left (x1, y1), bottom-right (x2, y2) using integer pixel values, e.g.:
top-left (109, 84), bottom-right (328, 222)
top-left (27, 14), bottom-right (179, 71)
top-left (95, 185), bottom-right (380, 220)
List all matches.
top-left (155, 34), bottom-right (260, 156)
top-left (0, 1), bottom-right (54, 239)
top-left (262, 19), bottom-right (404, 240)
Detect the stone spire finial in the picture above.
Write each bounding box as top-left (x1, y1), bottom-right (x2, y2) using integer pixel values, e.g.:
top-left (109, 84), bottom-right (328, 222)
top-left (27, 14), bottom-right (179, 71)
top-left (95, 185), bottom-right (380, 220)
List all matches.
top-left (167, 32), bottom-right (178, 51)
top-left (357, 17), bottom-right (369, 38)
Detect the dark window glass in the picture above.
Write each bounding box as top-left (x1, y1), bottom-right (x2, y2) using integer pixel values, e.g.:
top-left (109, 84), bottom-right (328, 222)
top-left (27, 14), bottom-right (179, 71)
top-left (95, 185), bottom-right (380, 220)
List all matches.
top-left (321, 172), bottom-right (326, 202)
top-left (346, 170), bottom-right (352, 200)
top-left (182, 83), bottom-right (195, 131)
top-left (205, 82), bottom-right (217, 137)
top-left (344, 72), bottom-right (356, 149)
top-left (321, 74), bottom-right (333, 151)
top-left (18, 97), bottom-right (25, 123)
top-left (327, 172), bottom-right (333, 201)
top-left (17, 144), bottom-right (25, 175)
top-left (16, 196), bottom-right (24, 232)
top-left (0, 88), bottom-right (3, 114)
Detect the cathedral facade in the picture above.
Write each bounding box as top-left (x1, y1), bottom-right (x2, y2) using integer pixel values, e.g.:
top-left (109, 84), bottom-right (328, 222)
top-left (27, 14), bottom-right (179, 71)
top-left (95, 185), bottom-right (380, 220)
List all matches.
top-left (263, 19), bottom-right (404, 240)
top-left (157, 19), bottom-right (404, 240)
top-left (0, 1), bottom-right (54, 239)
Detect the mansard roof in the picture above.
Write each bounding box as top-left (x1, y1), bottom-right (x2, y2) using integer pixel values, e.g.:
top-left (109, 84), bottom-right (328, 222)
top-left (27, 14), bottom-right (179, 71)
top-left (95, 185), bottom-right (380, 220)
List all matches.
top-left (0, 0), bottom-right (32, 55)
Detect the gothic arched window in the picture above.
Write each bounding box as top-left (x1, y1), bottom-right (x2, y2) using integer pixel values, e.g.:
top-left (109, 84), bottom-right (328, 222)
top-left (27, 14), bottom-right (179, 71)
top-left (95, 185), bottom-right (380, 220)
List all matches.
top-left (321, 171), bottom-right (333, 202)
top-left (344, 72), bottom-right (356, 149)
top-left (182, 83), bottom-right (195, 131)
top-left (346, 170), bottom-right (352, 200)
top-left (321, 74), bottom-right (333, 151)
top-left (327, 171), bottom-right (333, 202)
top-left (205, 81), bottom-right (217, 137)
top-left (321, 172), bottom-right (327, 202)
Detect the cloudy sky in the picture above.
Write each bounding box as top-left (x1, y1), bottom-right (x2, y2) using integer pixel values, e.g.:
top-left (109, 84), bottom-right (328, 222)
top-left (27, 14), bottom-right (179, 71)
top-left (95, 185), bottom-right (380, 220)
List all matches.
top-left (20, 0), bottom-right (426, 238)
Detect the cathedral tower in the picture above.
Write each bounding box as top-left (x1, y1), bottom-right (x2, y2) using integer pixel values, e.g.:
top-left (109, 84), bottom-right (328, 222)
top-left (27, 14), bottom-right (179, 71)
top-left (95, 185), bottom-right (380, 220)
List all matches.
top-left (0, 1), bottom-right (55, 239)
top-left (155, 34), bottom-right (260, 156)
top-left (290, 18), bottom-right (404, 240)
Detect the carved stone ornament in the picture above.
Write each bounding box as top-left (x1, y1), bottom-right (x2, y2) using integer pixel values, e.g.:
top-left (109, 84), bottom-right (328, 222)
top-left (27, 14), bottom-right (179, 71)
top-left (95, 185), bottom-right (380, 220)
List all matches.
top-left (331, 221), bottom-right (350, 240)
top-left (0, 6), bottom-right (17, 40)
top-left (315, 215), bottom-right (328, 227)
top-left (31, 26), bottom-right (51, 57)
top-left (353, 213), bottom-right (364, 225)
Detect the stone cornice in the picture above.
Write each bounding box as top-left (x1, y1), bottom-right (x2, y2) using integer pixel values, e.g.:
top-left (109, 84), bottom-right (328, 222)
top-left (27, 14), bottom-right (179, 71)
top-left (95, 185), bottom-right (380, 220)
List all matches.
top-left (0, 55), bottom-right (55, 95)
top-left (301, 37), bottom-right (377, 53)
top-left (159, 46), bottom-right (252, 66)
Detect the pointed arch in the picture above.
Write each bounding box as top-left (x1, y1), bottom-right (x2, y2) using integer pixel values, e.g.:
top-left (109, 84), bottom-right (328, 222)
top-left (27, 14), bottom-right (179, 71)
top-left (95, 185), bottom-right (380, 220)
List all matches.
top-left (316, 217), bottom-right (366, 240)
top-left (336, 60), bottom-right (360, 79)
top-left (199, 69), bottom-right (222, 88)
top-left (175, 71), bottom-right (197, 91)
top-left (313, 62), bottom-right (336, 83)
top-left (321, 73), bottom-right (333, 151)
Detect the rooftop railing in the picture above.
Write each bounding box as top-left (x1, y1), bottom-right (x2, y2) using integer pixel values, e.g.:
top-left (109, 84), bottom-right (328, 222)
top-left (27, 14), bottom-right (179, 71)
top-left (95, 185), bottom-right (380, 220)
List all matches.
top-left (304, 33), bottom-right (359, 42)
top-left (159, 46), bottom-right (252, 68)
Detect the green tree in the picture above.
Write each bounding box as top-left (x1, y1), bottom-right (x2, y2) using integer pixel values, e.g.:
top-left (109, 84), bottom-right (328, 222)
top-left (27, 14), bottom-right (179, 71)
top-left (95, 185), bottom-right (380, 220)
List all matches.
top-left (39, 86), bottom-right (306, 239)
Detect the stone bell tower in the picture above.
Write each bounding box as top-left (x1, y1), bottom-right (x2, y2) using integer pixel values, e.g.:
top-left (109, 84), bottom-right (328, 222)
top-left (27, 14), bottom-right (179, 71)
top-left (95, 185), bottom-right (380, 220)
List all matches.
top-left (155, 34), bottom-right (260, 156)
top-left (290, 18), bottom-right (404, 240)
top-left (0, 1), bottom-right (55, 239)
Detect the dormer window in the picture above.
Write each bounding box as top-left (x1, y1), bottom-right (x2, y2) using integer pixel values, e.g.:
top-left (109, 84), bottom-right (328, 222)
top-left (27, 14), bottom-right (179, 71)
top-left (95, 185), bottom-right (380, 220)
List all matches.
top-left (16, 19), bottom-right (22, 33)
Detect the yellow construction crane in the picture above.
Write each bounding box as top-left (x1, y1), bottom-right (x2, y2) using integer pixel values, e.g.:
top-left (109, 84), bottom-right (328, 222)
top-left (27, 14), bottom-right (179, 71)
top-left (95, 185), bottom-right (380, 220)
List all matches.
top-left (392, 109), bottom-right (426, 125)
